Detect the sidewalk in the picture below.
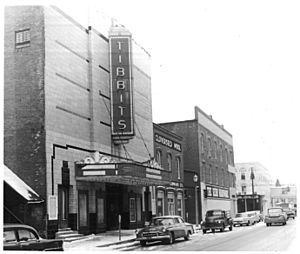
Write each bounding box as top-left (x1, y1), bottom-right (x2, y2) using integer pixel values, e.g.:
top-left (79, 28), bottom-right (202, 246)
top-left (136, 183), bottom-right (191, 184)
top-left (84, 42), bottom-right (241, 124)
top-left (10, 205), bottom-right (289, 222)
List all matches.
top-left (64, 225), bottom-right (201, 250)
top-left (63, 229), bottom-right (138, 250)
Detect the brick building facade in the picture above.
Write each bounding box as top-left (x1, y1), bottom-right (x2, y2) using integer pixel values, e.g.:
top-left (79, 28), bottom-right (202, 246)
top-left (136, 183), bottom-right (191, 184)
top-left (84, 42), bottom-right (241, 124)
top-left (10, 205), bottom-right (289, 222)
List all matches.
top-left (153, 124), bottom-right (185, 218)
top-left (159, 107), bottom-right (237, 223)
top-left (4, 6), bottom-right (168, 238)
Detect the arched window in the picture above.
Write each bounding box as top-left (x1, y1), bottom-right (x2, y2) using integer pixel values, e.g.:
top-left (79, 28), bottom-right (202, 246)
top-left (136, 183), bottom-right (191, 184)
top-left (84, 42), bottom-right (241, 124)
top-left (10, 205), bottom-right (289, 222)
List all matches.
top-left (200, 133), bottom-right (205, 153)
top-left (156, 150), bottom-right (162, 166)
top-left (176, 157), bottom-right (181, 180)
top-left (167, 153), bottom-right (172, 171)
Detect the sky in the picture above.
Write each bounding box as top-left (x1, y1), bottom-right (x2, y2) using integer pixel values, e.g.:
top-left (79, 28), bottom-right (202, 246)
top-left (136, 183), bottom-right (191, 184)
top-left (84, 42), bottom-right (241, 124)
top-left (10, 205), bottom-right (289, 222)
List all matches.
top-left (3, 0), bottom-right (300, 184)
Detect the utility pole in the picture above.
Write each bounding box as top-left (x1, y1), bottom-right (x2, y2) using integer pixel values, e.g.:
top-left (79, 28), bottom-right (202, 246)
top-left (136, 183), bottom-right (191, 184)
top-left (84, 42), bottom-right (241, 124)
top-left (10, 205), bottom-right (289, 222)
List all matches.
top-left (251, 167), bottom-right (255, 210)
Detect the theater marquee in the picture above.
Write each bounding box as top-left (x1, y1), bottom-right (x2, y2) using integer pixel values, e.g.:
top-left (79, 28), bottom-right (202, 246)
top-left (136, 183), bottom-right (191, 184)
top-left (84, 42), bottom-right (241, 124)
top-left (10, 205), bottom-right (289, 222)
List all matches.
top-left (109, 35), bottom-right (134, 141)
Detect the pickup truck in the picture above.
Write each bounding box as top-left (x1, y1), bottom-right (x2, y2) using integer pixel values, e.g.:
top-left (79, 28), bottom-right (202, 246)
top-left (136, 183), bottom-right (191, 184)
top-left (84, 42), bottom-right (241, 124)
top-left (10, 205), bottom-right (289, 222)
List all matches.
top-left (201, 209), bottom-right (233, 233)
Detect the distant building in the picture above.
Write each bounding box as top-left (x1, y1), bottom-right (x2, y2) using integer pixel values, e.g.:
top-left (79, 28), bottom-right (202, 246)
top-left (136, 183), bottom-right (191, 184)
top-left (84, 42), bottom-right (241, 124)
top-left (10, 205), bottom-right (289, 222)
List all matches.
top-left (270, 185), bottom-right (297, 210)
top-left (235, 162), bottom-right (273, 214)
top-left (159, 106), bottom-right (237, 223)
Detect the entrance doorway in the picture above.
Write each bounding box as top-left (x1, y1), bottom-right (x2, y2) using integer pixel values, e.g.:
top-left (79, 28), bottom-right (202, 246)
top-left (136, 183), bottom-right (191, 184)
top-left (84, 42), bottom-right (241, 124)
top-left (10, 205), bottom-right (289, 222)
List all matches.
top-left (58, 186), bottom-right (69, 229)
top-left (106, 183), bottom-right (124, 230)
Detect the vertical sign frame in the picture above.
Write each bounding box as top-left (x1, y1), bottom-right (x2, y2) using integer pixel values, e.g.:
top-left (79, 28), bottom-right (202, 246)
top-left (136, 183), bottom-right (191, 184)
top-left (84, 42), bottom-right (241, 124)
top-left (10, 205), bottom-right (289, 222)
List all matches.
top-left (109, 35), bottom-right (134, 140)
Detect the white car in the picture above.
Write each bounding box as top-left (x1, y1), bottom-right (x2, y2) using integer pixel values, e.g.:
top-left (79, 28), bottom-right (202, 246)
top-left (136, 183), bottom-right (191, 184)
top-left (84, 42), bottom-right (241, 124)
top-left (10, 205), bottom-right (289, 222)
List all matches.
top-left (233, 211), bottom-right (256, 226)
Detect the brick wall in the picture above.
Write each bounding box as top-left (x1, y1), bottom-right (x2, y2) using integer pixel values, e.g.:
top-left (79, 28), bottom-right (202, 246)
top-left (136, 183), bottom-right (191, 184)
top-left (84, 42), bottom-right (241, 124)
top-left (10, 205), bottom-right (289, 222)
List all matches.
top-left (4, 6), bottom-right (47, 198)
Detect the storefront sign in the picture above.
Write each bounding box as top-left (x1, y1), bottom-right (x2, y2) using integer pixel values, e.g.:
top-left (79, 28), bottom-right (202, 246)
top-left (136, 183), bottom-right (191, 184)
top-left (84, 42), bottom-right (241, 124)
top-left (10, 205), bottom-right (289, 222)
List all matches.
top-left (109, 36), bottom-right (134, 140)
top-left (206, 185), bottom-right (229, 199)
top-left (154, 133), bottom-right (182, 152)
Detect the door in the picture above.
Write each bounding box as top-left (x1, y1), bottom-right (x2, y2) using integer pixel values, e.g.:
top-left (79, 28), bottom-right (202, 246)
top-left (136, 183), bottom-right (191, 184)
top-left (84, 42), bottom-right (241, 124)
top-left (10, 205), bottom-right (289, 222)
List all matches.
top-left (96, 191), bottom-right (105, 231)
top-left (58, 186), bottom-right (69, 229)
top-left (78, 190), bottom-right (89, 232)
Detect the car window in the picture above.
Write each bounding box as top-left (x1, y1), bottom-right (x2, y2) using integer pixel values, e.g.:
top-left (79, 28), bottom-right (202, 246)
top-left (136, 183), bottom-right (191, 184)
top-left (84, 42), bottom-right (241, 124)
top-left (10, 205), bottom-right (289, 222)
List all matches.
top-left (3, 230), bottom-right (17, 243)
top-left (18, 229), bottom-right (38, 242)
top-left (206, 211), bottom-right (223, 216)
top-left (268, 208), bottom-right (282, 215)
top-left (235, 213), bottom-right (243, 217)
top-left (151, 218), bottom-right (174, 226)
top-left (178, 217), bottom-right (185, 223)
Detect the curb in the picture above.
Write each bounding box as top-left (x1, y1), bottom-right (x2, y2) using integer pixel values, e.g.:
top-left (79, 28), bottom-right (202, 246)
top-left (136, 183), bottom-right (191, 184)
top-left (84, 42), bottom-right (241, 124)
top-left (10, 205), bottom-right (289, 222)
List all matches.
top-left (96, 238), bottom-right (136, 248)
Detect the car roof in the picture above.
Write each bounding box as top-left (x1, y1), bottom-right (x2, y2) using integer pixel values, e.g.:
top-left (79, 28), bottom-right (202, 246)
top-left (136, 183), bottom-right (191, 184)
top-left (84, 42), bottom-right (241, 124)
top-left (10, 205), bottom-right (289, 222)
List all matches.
top-left (4, 224), bottom-right (36, 230)
top-left (152, 215), bottom-right (182, 219)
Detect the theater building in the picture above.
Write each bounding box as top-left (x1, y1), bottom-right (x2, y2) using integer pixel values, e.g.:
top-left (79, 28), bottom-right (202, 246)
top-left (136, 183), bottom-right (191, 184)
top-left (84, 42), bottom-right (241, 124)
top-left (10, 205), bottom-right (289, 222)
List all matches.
top-left (159, 106), bottom-right (237, 223)
top-left (4, 6), bottom-right (170, 238)
top-left (153, 124), bottom-right (185, 218)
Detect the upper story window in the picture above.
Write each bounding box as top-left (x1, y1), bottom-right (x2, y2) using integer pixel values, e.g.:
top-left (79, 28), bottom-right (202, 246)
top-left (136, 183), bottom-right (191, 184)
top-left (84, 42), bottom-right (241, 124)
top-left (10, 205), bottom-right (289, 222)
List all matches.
top-left (220, 144), bottom-right (223, 162)
top-left (167, 153), bottom-right (172, 171)
top-left (156, 150), bottom-right (162, 166)
top-left (207, 137), bottom-right (211, 157)
top-left (176, 157), bottom-right (181, 180)
top-left (200, 133), bottom-right (205, 153)
top-left (214, 141), bottom-right (218, 159)
top-left (241, 173), bottom-right (245, 180)
top-left (15, 29), bottom-right (30, 48)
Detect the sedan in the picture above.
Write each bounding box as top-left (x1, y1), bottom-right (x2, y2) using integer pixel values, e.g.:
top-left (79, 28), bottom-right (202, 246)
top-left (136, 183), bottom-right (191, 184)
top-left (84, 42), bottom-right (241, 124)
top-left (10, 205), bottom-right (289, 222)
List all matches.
top-left (265, 208), bottom-right (287, 226)
top-left (3, 224), bottom-right (64, 251)
top-left (135, 215), bottom-right (194, 246)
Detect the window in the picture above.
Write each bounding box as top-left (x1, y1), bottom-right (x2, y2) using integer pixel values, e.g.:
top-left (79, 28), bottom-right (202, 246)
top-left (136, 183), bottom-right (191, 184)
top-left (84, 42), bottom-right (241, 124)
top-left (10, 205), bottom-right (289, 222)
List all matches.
top-left (176, 157), bottom-right (181, 179)
top-left (214, 141), bottom-right (218, 159)
top-left (156, 150), bottom-right (162, 166)
top-left (242, 185), bottom-right (247, 193)
top-left (129, 198), bottom-right (136, 222)
top-left (167, 153), bottom-right (172, 171)
top-left (18, 229), bottom-right (37, 242)
top-left (177, 193), bottom-right (183, 216)
top-left (167, 192), bottom-right (175, 215)
top-left (220, 145), bottom-right (223, 162)
top-left (157, 191), bottom-right (165, 216)
top-left (241, 173), bottom-right (245, 180)
top-left (200, 133), bottom-right (205, 153)
top-left (97, 198), bottom-right (104, 224)
top-left (207, 137), bottom-right (211, 157)
top-left (15, 29), bottom-right (30, 48)
top-left (215, 167), bottom-right (219, 185)
top-left (3, 230), bottom-right (17, 243)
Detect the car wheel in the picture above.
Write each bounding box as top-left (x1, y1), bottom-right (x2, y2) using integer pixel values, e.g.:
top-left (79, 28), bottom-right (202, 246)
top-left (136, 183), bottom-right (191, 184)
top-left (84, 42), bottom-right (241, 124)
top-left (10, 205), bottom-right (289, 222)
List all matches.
top-left (212, 229), bottom-right (215, 233)
top-left (247, 221), bottom-right (250, 226)
top-left (184, 231), bottom-right (190, 241)
top-left (202, 229), bottom-right (207, 234)
top-left (168, 232), bottom-right (175, 244)
top-left (220, 225), bottom-right (225, 232)
top-left (140, 241), bottom-right (146, 247)
top-left (229, 225), bottom-right (233, 231)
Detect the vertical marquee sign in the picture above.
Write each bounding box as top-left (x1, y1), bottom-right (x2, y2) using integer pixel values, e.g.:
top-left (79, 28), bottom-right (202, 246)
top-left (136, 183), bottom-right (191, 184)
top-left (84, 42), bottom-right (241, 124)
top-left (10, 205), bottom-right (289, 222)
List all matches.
top-left (109, 34), bottom-right (134, 142)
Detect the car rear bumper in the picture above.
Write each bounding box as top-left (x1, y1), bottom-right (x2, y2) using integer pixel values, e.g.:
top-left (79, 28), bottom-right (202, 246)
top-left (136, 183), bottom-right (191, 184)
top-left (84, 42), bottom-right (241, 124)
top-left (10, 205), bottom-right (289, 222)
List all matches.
top-left (265, 217), bottom-right (285, 224)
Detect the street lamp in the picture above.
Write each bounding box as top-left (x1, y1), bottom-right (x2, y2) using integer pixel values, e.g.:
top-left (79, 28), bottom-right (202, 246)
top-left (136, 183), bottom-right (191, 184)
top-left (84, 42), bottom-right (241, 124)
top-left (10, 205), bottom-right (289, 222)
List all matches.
top-left (193, 173), bottom-right (199, 227)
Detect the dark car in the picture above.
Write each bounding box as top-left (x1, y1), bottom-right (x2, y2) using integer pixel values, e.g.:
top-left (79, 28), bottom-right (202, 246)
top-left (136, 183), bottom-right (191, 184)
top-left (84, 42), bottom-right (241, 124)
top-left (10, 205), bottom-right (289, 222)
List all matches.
top-left (135, 215), bottom-right (194, 246)
top-left (3, 224), bottom-right (64, 251)
top-left (265, 207), bottom-right (287, 226)
top-left (201, 209), bottom-right (233, 233)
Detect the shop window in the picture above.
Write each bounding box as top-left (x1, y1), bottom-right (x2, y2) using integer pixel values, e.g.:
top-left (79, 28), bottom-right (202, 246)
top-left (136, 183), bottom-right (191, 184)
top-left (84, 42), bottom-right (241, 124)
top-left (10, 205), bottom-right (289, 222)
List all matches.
top-left (177, 193), bottom-right (183, 217)
top-left (176, 157), bottom-right (181, 180)
top-left (129, 198), bottom-right (136, 222)
top-left (79, 192), bottom-right (88, 227)
top-left (15, 29), bottom-right (30, 48)
top-left (137, 197), bottom-right (142, 221)
top-left (97, 198), bottom-right (104, 224)
top-left (167, 192), bottom-right (175, 215)
top-left (157, 190), bottom-right (164, 216)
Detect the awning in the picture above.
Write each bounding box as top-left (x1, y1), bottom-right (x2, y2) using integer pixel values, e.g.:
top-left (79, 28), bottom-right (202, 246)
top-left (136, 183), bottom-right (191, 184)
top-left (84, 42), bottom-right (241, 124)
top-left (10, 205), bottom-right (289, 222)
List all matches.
top-left (4, 165), bottom-right (43, 203)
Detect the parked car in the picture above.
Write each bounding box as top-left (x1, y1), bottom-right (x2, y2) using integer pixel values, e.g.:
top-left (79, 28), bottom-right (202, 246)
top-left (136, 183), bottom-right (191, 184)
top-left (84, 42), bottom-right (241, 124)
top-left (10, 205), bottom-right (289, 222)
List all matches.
top-left (283, 208), bottom-right (296, 219)
top-left (3, 224), bottom-right (64, 251)
top-left (265, 207), bottom-right (287, 226)
top-left (201, 209), bottom-right (233, 233)
top-left (233, 213), bottom-right (250, 226)
top-left (135, 215), bottom-right (194, 246)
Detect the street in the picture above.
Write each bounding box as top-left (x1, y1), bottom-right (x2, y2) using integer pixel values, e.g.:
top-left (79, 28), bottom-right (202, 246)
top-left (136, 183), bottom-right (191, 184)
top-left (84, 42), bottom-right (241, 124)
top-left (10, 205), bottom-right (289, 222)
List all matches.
top-left (65, 219), bottom-right (298, 251)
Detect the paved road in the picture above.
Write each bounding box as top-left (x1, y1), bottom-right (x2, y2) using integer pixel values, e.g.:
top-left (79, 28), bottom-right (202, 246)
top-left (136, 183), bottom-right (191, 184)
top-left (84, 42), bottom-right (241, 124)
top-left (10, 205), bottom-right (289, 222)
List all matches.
top-left (116, 219), bottom-right (298, 251)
